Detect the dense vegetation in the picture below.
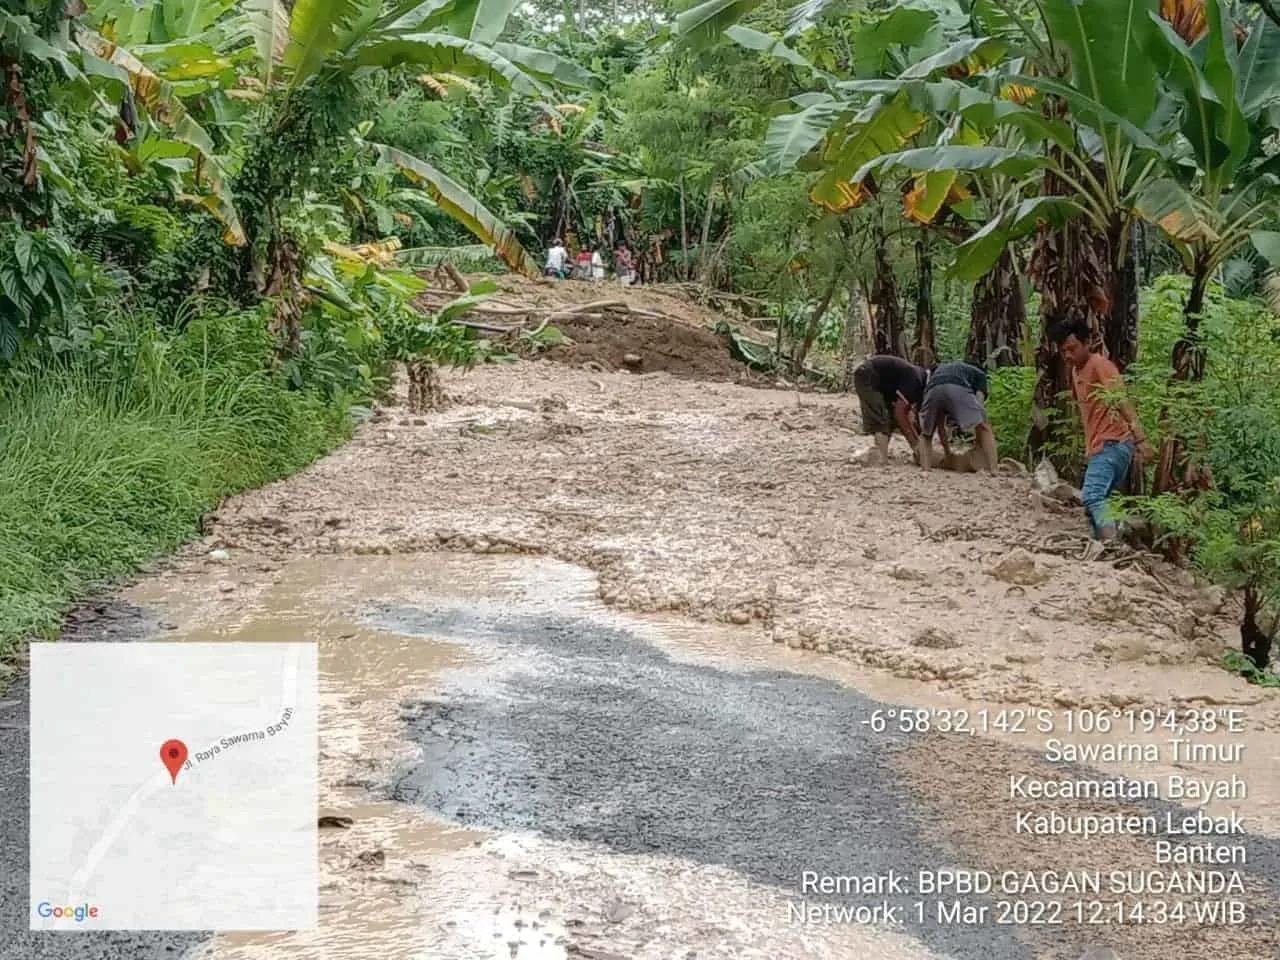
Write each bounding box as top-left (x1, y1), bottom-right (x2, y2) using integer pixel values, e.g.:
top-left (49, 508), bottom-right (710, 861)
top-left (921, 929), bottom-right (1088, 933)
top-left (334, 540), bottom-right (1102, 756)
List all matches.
top-left (2, 0), bottom-right (1279, 680)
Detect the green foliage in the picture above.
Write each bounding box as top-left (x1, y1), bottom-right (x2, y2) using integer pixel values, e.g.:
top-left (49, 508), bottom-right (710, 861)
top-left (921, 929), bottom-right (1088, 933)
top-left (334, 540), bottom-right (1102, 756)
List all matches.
top-left (380, 280), bottom-right (491, 370)
top-left (0, 303), bottom-right (352, 659)
top-left (986, 364), bottom-right (1036, 461)
top-left (1115, 278), bottom-right (1280, 672)
top-left (0, 228), bottom-right (84, 363)
top-left (1223, 650), bottom-right (1280, 687)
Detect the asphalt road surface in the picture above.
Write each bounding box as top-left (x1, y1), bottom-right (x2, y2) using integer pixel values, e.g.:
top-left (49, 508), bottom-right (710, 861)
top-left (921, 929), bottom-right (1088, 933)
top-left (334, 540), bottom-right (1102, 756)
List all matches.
top-left (5, 594), bottom-right (1279, 960)
top-left (378, 599), bottom-right (1280, 960)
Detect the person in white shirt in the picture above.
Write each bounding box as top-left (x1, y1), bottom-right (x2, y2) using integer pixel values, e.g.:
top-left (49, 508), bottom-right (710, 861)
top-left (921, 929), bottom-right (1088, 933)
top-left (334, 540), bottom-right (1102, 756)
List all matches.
top-left (544, 238), bottom-right (568, 279)
top-left (591, 248), bottom-right (606, 281)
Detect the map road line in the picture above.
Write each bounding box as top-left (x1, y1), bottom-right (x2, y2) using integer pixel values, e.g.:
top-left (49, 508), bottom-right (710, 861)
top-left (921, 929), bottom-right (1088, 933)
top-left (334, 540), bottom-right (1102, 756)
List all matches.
top-left (62, 645), bottom-right (303, 908)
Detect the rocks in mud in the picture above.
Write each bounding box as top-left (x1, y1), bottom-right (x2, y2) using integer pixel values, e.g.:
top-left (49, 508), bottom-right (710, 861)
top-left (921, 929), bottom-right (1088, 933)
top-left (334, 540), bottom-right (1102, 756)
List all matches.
top-left (351, 848), bottom-right (385, 869)
top-left (318, 815), bottom-right (354, 829)
top-left (208, 549), bottom-right (230, 563)
top-left (911, 627), bottom-right (962, 650)
top-left (1189, 585), bottom-right (1226, 617)
top-left (621, 353), bottom-right (643, 368)
top-left (1086, 583), bottom-right (1134, 622)
top-left (1005, 651), bottom-right (1043, 665)
top-left (997, 458), bottom-right (1029, 477)
top-left (851, 446), bottom-right (883, 467)
top-left (538, 394), bottom-right (569, 412)
top-left (884, 563), bottom-right (926, 582)
top-left (566, 946), bottom-right (629, 960)
top-left (1095, 634), bottom-right (1149, 663)
top-left (1029, 599), bottom-right (1072, 622)
top-left (1011, 624), bottom-right (1045, 644)
top-left (1032, 458), bottom-right (1081, 504)
top-left (987, 548), bottom-right (1050, 587)
top-left (604, 901), bottom-right (636, 923)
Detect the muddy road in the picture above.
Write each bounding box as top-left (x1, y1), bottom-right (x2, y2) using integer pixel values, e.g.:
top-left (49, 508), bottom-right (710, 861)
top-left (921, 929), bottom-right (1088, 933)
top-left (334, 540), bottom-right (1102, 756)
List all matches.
top-left (5, 354), bottom-right (1280, 960)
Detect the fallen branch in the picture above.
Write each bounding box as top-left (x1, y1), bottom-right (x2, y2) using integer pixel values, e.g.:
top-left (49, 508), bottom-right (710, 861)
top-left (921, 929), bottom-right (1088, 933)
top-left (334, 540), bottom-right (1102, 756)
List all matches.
top-left (451, 319), bottom-right (519, 334)
top-left (543, 299), bottom-right (631, 319)
top-left (437, 262), bottom-right (469, 292)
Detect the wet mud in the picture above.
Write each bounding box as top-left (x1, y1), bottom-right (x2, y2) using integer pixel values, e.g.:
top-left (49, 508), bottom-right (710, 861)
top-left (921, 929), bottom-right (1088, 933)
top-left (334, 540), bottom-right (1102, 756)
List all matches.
top-left (128, 555), bottom-right (964, 960)
top-left (374, 564), bottom-right (1280, 960)
top-left (7, 354), bottom-right (1280, 960)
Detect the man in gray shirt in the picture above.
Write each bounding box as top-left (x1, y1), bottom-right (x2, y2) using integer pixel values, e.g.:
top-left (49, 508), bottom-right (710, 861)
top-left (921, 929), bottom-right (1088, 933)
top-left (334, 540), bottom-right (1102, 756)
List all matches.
top-left (916, 361), bottom-right (998, 473)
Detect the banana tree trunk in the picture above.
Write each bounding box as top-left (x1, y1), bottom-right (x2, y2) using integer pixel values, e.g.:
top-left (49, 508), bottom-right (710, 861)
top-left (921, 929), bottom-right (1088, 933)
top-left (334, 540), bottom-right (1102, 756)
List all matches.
top-left (870, 224), bottom-right (906, 357)
top-left (263, 236), bottom-right (303, 355)
top-left (678, 173), bottom-right (689, 282)
top-left (966, 248), bottom-right (1025, 368)
top-left (792, 273), bottom-right (840, 375)
top-left (840, 279), bottom-right (868, 390)
top-left (697, 178), bottom-right (717, 282)
top-left (911, 235), bottom-right (937, 366)
top-left (1110, 223), bottom-right (1140, 370)
top-left (1153, 253), bottom-right (1214, 495)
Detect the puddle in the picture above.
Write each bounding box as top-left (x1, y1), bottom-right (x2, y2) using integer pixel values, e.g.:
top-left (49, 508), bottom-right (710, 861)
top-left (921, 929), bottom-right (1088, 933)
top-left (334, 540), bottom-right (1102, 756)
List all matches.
top-left (125, 553), bottom-right (1279, 960)
top-left (128, 555), bottom-right (964, 959)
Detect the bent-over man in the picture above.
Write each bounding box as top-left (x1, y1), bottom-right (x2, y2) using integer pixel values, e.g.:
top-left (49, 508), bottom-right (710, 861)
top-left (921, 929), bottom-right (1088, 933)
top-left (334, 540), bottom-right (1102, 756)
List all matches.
top-left (851, 354), bottom-right (927, 465)
top-left (1049, 319), bottom-right (1154, 543)
top-left (917, 360), bottom-right (998, 473)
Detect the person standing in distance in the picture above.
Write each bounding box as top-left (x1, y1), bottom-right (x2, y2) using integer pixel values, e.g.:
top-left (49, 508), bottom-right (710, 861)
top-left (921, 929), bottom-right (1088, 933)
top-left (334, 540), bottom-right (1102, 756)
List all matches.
top-left (1049, 319), bottom-right (1155, 544)
top-left (851, 354), bottom-right (928, 465)
top-left (916, 360), bottom-right (998, 472)
top-left (544, 238), bottom-right (568, 279)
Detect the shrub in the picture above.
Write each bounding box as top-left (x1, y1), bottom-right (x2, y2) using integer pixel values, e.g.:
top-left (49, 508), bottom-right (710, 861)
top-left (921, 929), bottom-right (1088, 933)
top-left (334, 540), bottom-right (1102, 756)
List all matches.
top-left (0, 305), bottom-right (354, 659)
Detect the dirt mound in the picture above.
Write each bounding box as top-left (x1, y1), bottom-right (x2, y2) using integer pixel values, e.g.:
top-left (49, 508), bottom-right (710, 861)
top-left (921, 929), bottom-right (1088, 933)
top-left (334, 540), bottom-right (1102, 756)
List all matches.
top-left (541, 310), bottom-right (765, 383)
top-left (435, 273), bottom-right (772, 384)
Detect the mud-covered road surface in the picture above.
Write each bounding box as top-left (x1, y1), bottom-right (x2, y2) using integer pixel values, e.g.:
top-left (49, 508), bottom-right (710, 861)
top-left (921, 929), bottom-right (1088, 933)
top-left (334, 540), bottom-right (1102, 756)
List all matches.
top-left (5, 337), bottom-right (1280, 960)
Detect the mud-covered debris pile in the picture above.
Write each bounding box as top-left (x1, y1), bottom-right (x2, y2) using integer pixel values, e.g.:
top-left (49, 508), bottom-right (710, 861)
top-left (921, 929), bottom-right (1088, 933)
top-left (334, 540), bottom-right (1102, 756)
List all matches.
top-left (415, 273), bottom-right (771, 384)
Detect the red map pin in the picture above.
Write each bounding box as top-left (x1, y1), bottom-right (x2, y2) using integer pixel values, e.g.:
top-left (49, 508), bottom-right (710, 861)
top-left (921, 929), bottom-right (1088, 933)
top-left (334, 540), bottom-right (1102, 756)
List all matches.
top-left (160, 739), bottom-right (188, 785)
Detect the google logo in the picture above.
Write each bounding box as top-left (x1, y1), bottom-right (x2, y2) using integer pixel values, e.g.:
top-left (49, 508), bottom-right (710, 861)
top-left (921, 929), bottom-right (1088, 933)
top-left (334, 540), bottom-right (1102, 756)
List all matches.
top-left (35, 901), bottom-right (100, 922)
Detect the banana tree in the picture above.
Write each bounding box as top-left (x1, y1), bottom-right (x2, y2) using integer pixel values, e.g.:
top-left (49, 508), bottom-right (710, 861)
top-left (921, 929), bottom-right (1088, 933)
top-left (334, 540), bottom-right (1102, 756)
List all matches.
top-left (219, 0), bottom-right (591, 346)
top-left (799, 0), bottom-right (1215, 463)
top-left (1134, 0), bottom-right (1280, 491)
top-left (1138, 0), bottom-right (1280, 367)
top-left (718, 0), bottom-right (997, 358)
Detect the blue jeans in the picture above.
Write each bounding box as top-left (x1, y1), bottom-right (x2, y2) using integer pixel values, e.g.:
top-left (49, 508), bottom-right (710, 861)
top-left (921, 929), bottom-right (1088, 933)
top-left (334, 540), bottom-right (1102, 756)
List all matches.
top-left (1081, 440), bottom-right (1134, 537)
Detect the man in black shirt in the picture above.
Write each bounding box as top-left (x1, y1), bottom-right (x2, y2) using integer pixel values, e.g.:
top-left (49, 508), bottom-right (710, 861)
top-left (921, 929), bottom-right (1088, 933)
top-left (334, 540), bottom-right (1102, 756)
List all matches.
top-left (917, 360), bottom-right (998, 472)
top-left (851, 355), bottom-right (928, 465)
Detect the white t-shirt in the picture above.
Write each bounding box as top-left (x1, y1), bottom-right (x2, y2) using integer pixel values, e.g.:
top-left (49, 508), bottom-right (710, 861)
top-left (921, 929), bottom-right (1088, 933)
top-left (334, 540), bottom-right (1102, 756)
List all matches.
top-left (591, 251), bottom-right (605, 279)
top-left (545, 246), bottom-right (567, 271)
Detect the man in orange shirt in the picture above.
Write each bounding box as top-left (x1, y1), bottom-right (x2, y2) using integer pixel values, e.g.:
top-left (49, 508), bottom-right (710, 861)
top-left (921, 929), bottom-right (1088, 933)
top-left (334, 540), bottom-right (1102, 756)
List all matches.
top-left (1050, 320), bottom-right (1155, 543)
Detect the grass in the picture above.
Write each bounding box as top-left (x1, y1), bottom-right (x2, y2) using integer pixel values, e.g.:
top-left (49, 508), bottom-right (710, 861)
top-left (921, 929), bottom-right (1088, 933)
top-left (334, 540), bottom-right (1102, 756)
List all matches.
top-left (0, 306), bottom-right (355, 663)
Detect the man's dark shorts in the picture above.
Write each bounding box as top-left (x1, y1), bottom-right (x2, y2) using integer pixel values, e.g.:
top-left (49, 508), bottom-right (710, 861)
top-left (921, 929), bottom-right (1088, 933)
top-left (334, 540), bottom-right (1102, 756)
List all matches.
top-left (920, 382), bottom-right (987, 436)
top-left (853, 362), bottom-right (895, 435)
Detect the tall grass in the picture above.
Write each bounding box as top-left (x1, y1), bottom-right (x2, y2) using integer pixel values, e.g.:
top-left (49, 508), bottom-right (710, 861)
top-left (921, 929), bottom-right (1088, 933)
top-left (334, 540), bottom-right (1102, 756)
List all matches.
top-left (0, 305), bottom-right (354, 658)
